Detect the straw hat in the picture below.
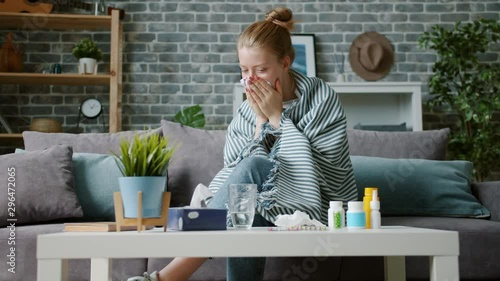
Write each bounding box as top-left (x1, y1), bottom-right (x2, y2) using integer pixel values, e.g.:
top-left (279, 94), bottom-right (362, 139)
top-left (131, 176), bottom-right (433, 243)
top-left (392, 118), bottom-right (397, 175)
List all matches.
top-left (349, 31), bottom-right (394, 81)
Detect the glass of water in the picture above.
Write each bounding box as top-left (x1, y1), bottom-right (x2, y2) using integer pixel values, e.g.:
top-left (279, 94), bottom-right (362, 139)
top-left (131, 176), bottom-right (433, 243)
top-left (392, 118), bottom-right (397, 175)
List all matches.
top-left (228, 184), bottom-right (257, 229)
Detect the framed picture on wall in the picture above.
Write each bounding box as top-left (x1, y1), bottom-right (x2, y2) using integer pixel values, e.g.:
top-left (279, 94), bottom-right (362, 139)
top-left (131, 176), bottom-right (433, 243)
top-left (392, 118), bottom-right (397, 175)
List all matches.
top-left (291, 34), bottom-right (317, 77)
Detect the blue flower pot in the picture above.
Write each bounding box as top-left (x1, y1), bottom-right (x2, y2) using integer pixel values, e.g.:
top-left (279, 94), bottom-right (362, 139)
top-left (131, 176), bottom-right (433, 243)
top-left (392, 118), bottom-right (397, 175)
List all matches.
top-left (119, 176), bottom-right (167, 218)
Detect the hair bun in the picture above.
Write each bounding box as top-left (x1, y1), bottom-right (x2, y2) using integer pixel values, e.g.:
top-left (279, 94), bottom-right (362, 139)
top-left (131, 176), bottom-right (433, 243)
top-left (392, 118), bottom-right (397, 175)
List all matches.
top-left (265, 7), bottom-right (294, 31)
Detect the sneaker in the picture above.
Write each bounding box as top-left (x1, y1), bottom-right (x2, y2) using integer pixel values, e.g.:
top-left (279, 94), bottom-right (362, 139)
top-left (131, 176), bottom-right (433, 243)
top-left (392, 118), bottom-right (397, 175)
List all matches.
top-left (127, 271), bottom-right (159, 281)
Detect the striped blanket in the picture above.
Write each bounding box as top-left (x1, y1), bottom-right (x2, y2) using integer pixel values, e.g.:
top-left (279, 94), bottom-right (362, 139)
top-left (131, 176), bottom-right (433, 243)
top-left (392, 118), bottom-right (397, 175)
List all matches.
top-left (209, 70), bottom-right (357, 224)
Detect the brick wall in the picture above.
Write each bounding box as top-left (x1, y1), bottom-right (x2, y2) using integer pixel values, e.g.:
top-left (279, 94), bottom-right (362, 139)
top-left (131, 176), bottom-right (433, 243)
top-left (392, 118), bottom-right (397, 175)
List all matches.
top-left (0, 0), bottom-right (499, 176)
top-left (1, 0), bottom-right (499, 131)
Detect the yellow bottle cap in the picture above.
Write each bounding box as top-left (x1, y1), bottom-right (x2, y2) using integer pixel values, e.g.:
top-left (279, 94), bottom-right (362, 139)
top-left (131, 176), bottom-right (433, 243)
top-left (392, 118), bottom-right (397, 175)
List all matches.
top-left (364, 187), bottom-right (378, 196)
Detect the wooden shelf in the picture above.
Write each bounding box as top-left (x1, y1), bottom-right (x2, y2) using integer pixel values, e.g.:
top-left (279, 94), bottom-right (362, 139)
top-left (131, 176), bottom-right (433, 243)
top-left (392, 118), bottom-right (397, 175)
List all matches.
top-left (0, 10), bottom-right (123, 133)
top-left (0, 133), bottom-right (23, 147)
top-left (0, 12), bottom-right (113, 30)
top-left (0, 73), bottom-right (111, 85)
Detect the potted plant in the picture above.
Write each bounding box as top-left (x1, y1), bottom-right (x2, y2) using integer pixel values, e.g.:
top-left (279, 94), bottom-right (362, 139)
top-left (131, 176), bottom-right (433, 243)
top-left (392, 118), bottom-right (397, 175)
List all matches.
top-left (113, 133), bottom-right (178, 218)
top-left (418, 19), bottom-right (500, 181)
top-left (72, 37), bottom-right (103, 75)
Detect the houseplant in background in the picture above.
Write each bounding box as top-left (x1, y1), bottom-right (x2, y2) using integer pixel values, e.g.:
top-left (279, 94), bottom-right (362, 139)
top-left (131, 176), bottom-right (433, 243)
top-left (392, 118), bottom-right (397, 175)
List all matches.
top-left (72, 37), bottom-right (103, 74)
top-left (418, 18), bottom-right (500, 181)
top-left (173, 104), bottom-right (205, 128)
top-left (113, 133), bottom-right (178, 218)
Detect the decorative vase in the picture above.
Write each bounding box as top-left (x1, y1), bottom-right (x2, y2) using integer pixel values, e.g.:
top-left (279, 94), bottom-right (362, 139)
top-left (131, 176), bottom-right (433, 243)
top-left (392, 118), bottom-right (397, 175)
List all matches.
top-left (118, 176), bottom-right (167, 218)
top-left (78, 58), bottom-right (97, 74)
top-left (0, 32), bottom-right (23, 73)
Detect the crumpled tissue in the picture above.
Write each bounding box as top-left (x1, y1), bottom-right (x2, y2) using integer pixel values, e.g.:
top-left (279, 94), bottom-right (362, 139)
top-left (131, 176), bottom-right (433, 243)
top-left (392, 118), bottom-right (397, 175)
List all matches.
top-left (274, 210), bottom-right (325, 227)
top-left (190, 183), bottom-right (213, 207)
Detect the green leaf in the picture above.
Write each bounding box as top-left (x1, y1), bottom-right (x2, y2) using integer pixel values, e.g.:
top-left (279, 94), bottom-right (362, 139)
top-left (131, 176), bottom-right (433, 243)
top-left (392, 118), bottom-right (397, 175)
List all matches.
top-left (111, 132), bottom-right (180, 177)
top-left (173, 105), bottom-right (206, 128)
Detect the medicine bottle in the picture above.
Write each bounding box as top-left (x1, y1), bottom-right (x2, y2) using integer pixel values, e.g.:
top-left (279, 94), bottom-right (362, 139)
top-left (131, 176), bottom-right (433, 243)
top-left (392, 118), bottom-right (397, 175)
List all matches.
top-left (363, 187), bottom-right (378, 229)
top-left (370, 189), bottom-right (381, 229)
top-left (328, 201), bottom-right (344, 230)
top-left (346, 201), bottom-right (366, 229)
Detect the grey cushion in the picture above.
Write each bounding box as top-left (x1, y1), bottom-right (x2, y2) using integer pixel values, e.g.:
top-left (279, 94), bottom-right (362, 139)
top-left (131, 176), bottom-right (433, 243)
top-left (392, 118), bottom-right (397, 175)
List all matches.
top-left (471, 181), bottom-right (500, 222)
top-left (0, 145), bottom-right (83, 227)
top-left (22, 127), bottom-right (162, 155)
top-left (347, 128), bottom-right (450, 160)
top-left (161, 120), bottom-right (226, 207)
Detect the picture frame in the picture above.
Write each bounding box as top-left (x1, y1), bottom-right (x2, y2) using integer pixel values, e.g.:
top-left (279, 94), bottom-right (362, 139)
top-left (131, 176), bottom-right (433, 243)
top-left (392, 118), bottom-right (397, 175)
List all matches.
top-left (291, 34), bottom-right (317, 77)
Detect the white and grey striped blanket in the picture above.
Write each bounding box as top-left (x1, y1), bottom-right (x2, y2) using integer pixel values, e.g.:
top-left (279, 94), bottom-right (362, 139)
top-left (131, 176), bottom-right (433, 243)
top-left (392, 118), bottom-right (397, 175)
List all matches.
top-left (209, 70), bottom-right (357, 224)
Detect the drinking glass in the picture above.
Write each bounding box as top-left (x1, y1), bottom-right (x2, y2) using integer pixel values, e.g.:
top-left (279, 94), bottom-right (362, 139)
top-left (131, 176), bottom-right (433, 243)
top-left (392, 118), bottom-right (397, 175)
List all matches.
top-left (228, 184), bottom-right (257, 229)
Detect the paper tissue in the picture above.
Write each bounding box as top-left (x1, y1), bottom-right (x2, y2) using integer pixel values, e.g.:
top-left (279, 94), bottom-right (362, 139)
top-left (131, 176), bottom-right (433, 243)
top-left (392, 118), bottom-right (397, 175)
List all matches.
top-left (273, 211), bottom-right (326, 230)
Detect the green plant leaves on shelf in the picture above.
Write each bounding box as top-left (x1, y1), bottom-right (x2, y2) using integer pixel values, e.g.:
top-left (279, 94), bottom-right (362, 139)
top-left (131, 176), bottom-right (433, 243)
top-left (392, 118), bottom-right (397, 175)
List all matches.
top-left (72, 37), bottom-right (103, 61)
top-left (173, 105), bottom-right (205, 128)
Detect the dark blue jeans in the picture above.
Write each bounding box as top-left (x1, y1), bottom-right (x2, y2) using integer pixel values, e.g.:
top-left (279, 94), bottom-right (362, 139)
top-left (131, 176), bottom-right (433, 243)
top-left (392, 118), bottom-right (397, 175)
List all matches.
top-left (207, 156), bottom-right (275, 281)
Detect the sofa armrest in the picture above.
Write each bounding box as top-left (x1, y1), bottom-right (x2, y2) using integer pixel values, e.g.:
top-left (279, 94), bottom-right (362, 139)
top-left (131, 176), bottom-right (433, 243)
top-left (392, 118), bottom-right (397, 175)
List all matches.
top-left (471, 181), bottom-right (500, 222)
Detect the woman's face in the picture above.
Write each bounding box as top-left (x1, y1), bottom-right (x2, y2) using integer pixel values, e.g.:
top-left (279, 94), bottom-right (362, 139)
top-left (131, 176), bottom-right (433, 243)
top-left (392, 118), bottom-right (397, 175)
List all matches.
top-left (238, 46), bottom-right (290, 87)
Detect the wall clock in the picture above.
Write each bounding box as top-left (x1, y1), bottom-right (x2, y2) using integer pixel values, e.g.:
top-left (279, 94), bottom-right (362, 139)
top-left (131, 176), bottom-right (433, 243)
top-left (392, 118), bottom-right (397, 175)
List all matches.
top-left (80, 98), bottom-right (102, 119)
top-left (76, 98), bottom-right (106, 132)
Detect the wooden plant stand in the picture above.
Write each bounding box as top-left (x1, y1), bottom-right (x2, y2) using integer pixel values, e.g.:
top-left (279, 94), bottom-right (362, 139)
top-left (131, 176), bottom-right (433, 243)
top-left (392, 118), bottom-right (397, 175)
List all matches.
top-left (113, 191), bottom-right (171, 232)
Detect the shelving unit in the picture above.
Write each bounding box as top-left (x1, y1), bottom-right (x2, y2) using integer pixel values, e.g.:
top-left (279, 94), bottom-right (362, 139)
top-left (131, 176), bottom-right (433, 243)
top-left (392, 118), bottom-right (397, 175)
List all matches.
top-left (328, 82), bottom-right (423, 131)
top-left (0, 10), bottom-right (123, 146)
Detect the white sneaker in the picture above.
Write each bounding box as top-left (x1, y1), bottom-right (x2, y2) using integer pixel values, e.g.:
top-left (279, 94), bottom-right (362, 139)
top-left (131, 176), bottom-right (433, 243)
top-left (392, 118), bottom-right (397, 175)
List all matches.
top-left (127, 271), bottom-right (159, 281)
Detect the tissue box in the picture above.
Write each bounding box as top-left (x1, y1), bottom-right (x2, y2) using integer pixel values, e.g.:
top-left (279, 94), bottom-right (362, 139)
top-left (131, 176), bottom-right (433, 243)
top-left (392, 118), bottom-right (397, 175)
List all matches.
top-left (167, 208), bottom-right (227, 231)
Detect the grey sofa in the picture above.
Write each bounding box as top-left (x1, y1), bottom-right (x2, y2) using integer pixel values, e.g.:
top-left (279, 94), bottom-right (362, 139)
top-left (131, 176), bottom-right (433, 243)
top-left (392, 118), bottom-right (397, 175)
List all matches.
top-left (1, 120), bottom-right (499, 281)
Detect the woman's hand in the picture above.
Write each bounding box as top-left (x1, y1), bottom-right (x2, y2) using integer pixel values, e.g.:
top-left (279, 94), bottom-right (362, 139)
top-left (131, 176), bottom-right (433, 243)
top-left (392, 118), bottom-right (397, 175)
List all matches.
top-left (244, 78), bottom-right (267, 121)
top-left (249, 78), bottom-right (283, 128)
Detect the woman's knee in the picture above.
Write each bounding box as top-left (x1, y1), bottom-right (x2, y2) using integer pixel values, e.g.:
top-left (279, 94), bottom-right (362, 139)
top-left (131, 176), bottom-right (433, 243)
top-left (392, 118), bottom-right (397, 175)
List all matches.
top-left (234, 156), bottom-right (273, 174)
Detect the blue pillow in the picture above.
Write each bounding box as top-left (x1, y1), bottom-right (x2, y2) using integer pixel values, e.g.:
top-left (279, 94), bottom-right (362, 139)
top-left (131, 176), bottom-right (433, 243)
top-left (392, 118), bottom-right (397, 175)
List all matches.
top-left (350, 156), bottom-right (490, 218)
top-left (72, 153), bottom-right (122, 221)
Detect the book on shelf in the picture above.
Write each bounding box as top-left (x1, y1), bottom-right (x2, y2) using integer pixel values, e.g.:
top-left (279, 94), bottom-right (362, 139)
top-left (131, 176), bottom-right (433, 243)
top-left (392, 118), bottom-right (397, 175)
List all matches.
top-left (63, 222), bottom-right (153, 232)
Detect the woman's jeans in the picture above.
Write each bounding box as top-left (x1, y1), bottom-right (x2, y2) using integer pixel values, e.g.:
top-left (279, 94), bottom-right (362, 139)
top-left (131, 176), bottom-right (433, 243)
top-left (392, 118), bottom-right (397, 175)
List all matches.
top-left (207, 156), bottom-right (275, 281)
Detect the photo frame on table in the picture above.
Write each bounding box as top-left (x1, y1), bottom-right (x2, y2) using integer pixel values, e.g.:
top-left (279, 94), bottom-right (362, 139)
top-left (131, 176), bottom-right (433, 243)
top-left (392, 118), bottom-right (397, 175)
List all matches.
top-left (291, 34), bottom-right (317, 77)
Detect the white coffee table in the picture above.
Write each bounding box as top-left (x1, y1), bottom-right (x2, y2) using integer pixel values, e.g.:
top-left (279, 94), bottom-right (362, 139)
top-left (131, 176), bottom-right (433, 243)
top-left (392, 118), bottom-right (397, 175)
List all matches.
top-left (37, 226), bottom-right (459, 281)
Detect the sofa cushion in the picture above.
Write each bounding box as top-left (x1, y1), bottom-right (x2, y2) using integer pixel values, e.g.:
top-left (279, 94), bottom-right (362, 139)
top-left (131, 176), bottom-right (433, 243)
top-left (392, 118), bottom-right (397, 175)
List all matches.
top-left (161, 120), bottom-right (226, 207)
top-left (0, 145), bottom-right (83, 227)
top-left (22, 127), bottom-right (161, 155)
top-left (351, 155), bottom-right (490, 218)
top-left (347, 128), bottom-right (450, 160)
top-left (15, 149), bottom-right (122, 221)
top-left (72, 153), bottom-right (122, 221)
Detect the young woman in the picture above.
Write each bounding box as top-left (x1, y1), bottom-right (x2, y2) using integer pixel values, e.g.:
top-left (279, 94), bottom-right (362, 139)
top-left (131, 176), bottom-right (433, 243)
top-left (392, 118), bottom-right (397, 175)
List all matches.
top-left (129, 7), bottom-right (357, 281)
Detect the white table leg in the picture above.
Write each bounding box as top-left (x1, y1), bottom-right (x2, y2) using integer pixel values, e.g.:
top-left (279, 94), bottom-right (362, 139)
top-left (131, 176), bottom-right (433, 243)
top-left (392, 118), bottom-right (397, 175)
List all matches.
top-left (91, 258), bottom-right (112, 281)
top-left (430, 256), bottom-right (459, 281)
top-left (384, 256), bottom-right (406, 281)
top-left (37, 258), bottom-right (68, 281)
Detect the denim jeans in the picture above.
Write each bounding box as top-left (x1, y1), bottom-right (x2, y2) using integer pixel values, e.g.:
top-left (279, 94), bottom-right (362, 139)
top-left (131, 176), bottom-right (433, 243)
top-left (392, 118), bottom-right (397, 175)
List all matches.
top-left (207, 156), bottom-right (275, 281)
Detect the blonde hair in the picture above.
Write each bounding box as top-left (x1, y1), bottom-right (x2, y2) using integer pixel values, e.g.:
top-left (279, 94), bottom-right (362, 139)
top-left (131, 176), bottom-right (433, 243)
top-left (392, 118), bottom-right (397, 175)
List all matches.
top-left (237, 7), bottom-right (296, 63)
